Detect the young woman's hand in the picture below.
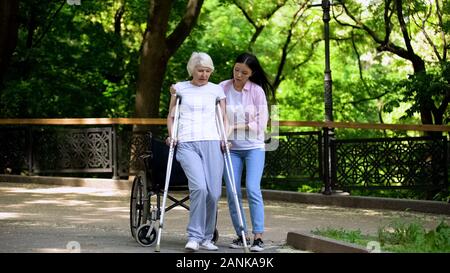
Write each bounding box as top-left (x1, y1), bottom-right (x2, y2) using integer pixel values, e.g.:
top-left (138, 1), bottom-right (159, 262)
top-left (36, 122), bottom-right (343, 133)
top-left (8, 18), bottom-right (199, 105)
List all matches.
top-left (226, 124), bottom-right (234, 138)
top-left (221, 141), bottom-right (232, 153)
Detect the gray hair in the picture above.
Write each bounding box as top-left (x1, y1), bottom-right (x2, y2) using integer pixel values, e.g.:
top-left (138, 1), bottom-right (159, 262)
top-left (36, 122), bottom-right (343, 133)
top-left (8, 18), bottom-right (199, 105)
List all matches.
top-left (186, 52), bottom-right (214, 76)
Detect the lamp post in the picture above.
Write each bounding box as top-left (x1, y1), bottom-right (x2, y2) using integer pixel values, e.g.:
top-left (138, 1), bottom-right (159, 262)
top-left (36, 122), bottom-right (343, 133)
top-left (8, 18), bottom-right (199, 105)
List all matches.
top-left (310, 0), bottom-right (335, 195)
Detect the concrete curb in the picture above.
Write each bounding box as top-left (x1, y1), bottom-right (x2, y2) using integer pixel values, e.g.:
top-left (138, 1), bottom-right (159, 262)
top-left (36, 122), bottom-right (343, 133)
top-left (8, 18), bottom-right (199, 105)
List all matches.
top-left (1, 174), bottom-right (449, 215)
top-left (286, 231), bottom-right (370, 253)
top-left (0, 174), bottom-right (131, 190)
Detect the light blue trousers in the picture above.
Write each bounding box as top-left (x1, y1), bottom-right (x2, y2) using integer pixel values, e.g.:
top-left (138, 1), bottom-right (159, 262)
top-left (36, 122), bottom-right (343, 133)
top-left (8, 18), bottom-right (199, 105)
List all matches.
top-left (176, 141), bottom-right (223, 242)
top-left (224, 148), bottom-right (265, 236)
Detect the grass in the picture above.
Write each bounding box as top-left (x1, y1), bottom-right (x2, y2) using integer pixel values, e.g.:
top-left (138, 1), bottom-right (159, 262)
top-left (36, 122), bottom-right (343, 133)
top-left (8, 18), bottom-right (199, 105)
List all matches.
top-left (312, 220), bottom-right (450, 253)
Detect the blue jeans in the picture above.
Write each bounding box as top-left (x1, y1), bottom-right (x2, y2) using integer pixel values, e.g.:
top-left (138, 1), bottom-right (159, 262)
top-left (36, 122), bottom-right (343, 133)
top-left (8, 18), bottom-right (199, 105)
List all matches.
top-left (224, 148), bottom-right (265, 236)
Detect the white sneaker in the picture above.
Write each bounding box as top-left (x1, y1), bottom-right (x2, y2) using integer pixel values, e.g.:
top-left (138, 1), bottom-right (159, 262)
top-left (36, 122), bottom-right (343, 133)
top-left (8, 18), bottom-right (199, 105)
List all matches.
top-left (185, 240), bottom-right (199, 251)
top-left (200, 240), bottom-right (218, 251)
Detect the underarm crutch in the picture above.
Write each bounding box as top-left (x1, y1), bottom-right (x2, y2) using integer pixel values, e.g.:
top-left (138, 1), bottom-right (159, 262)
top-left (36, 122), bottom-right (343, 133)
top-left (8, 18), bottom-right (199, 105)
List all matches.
top-left (216, 102), bottom-right (250, 253)
top-left (155, 96), bottom-right (181, 252)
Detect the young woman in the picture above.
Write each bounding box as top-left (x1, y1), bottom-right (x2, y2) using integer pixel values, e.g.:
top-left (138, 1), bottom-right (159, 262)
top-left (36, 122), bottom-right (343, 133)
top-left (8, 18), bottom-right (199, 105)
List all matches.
top-left (167, 52), bottom-right (227, 251)
top-left (219, 53), bottom-right (274, 252)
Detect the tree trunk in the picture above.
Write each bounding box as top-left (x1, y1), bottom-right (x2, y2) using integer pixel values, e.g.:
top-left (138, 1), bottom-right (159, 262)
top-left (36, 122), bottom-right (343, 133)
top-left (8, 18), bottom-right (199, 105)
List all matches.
top-left (135, 33), bottom-right (170, 118)
top-left (0, 0), bottom-right (19, 85)
top-left (408, 55), bottom-right (437, 126)
top-left (135, 0), bottom-right (204, 119)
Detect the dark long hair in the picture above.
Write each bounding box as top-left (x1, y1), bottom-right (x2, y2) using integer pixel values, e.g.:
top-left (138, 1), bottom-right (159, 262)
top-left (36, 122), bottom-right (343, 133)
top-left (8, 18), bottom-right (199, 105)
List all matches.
top-left (233, 53), bottom-right (275, 101)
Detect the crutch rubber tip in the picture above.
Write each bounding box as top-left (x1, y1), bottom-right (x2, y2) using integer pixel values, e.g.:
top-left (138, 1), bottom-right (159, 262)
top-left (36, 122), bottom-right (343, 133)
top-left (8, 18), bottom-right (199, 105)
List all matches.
top-left (244, 247), bottom-right (250, 253)
top-left (155, 245), bottom-right (160, 252)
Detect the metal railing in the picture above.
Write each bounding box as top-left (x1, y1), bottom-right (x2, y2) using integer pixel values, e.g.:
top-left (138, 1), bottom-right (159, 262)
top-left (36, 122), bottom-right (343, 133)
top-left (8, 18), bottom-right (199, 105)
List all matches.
top-left (1, 118), bottom-right (449, 197)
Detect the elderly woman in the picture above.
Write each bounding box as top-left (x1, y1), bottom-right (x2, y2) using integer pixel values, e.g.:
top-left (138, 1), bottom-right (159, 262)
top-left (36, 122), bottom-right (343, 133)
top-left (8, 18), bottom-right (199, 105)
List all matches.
top-left (166, 52), bottom-right (227, 251)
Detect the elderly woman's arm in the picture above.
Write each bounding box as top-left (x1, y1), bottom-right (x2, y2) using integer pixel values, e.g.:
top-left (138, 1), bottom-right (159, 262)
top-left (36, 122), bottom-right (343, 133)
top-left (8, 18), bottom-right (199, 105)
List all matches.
top-left (166, 91), bottom-right (178, 146)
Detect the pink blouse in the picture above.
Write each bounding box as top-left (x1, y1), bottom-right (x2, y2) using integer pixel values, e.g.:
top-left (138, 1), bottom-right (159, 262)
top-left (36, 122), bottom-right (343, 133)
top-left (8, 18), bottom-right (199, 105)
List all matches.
top-left (219, 79), bottom-right (269, 145)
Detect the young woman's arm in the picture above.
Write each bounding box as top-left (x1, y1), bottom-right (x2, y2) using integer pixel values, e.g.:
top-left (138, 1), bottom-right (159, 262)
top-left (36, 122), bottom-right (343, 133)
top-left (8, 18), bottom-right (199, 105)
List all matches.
top-left (247, 87), bottom-right (269, 135)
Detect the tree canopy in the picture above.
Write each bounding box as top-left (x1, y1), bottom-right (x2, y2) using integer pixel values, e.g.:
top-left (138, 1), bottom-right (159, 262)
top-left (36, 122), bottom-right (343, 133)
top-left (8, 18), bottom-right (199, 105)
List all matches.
top-left (0, 0), bottom-right (448, 133)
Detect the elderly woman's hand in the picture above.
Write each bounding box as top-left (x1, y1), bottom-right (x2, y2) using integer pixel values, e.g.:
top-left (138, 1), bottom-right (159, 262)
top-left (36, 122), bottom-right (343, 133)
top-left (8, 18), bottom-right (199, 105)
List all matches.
top-left (165, 136), bottom-right (177, 147)
top-left (169, 85), bottom-right (176, 97)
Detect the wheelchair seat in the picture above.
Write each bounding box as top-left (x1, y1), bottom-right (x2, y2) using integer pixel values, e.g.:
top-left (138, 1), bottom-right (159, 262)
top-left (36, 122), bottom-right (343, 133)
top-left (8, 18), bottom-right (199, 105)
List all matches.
top-left (149, 138), bottom-right (189, 188)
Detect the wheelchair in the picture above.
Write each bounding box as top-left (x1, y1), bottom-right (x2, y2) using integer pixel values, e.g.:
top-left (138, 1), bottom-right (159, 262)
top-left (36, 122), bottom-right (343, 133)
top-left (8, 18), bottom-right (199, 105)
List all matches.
top-left (129, 135), bottom-right (219, 247)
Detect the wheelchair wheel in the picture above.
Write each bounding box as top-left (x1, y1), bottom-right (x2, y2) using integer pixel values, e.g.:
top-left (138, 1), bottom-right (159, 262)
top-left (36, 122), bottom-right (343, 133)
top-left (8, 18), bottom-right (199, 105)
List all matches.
top-left (129, 172), bottom-right (149, 238)
top-left (136, 223), bottom-right (157, 247)
top-left (212, 228), bottom-right (219, 244)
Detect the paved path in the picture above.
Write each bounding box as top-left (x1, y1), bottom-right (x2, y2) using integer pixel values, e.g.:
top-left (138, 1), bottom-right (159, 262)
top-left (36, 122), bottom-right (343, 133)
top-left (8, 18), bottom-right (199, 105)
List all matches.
top-left (0, 182), bottom-right (448, 253)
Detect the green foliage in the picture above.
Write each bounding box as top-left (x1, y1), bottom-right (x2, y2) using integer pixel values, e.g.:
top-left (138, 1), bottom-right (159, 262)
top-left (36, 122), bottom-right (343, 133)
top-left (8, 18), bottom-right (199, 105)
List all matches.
top-left (0, 0), bottom-right (448, 127)
top-left (262, 179), bottom-right (323, 192)
top-left (443, 1), bottom-right (450, 33)
top-left (314, 220), bottom-right (450, 253)
top-left (348, 188), bottom-right (437, 201)
top-left (433, 188), bottom-right (450, 203)
top-left (298, 183), bottom-right (321, 193)
top-left (1, 0), bottom-right (140, 118)
top-left (160, 0), bottom-right (252, 116)
top-left (378, 220), bottom-right (450, 253)
top-left (392, 62), bottom-right (450, 124)
top-left (312, 227), bottom-right (376, 246)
